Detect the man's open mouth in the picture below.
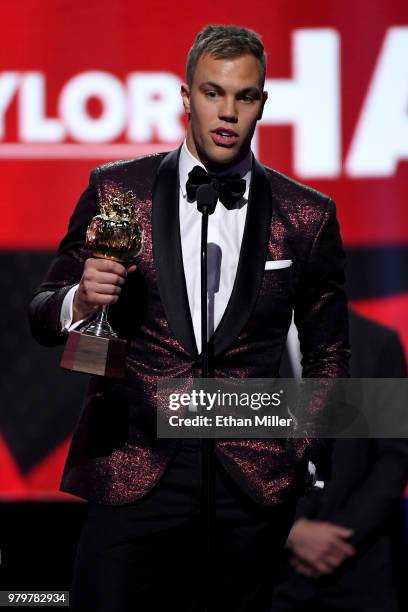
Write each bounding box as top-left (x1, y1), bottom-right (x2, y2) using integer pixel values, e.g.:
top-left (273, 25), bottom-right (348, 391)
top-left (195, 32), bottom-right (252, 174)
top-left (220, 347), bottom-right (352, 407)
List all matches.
top-left (211, 128), bottom-right (239, 147)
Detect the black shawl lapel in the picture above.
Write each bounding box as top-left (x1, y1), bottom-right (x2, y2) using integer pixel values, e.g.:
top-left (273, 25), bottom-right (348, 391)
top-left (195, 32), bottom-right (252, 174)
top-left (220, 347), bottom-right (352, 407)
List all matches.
top-left (213, 159), bottom-right (273, 356)
top-left (152, 148), bottom-right (198, 357)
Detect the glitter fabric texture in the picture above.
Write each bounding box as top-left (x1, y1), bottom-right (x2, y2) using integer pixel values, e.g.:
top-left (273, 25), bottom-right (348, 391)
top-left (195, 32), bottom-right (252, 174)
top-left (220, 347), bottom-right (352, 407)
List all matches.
top-left (29, 152), bottom-right (350, 506)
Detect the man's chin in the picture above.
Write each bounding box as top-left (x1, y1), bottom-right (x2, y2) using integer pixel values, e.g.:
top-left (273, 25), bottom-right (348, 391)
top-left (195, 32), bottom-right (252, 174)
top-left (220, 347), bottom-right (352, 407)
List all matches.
top-left (203, 147), bottom-right (242, 170)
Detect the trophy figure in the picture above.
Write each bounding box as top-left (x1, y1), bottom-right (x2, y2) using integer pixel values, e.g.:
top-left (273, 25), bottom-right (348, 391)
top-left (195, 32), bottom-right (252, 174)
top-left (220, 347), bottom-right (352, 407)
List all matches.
top-left (60, 189), bottom-right (143, 378)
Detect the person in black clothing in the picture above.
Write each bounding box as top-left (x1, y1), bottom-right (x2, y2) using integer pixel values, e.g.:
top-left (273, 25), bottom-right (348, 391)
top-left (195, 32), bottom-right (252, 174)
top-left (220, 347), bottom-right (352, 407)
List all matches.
top-left (271, 309), bottom-right (408, 612)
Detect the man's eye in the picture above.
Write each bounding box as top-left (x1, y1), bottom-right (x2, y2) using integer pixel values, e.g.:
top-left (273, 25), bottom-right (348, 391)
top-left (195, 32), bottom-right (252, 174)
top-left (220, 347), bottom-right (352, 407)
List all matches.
top-left (242, 95), bottom-right (255, 103)
top-left (205, 91), bottom-right (218, 98)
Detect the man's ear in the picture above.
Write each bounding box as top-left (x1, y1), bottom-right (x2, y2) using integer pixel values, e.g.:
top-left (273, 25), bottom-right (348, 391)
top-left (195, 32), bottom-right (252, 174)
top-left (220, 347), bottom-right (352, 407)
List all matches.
top-left (181, 83), bottom-right (191, 114)
top-left (258, 90), bottom-right (268, 120)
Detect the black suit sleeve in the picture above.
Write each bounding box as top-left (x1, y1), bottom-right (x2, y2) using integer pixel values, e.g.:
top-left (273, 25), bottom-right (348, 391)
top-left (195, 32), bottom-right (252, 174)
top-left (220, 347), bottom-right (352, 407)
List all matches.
top-left (293, 487), bottom-right (324, 520)
top-left (28, 168), bottom-right (100, 346)
top-left (326, 331), bottom-right (408, 549)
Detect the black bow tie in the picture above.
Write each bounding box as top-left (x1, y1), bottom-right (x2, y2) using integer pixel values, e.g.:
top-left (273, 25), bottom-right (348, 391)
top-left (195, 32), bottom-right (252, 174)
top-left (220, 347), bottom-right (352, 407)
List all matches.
top-left (186, 165), bottom-right (246, 210)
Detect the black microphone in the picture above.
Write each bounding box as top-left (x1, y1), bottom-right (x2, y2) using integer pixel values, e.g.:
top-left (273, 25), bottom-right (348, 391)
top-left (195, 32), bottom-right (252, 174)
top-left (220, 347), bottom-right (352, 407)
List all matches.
top-left (196, 183), bottom-right (218, 215)
top-left (207, 243), bottom-right (222, 338)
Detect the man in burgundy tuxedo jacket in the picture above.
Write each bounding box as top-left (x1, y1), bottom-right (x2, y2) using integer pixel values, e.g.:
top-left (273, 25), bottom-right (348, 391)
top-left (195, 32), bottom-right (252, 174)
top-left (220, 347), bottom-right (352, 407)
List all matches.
top-left (29, 24), bottom-right (349, 612)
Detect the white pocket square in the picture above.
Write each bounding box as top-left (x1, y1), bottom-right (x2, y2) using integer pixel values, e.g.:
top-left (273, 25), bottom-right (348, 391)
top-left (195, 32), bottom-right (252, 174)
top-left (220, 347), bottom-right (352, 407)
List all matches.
top-left (264, 259), bottom-right (292, 270)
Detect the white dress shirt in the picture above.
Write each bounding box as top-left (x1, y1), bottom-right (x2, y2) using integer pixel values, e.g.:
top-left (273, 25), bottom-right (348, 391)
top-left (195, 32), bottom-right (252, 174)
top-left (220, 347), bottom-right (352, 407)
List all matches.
top-left (61, 141), bottom-right (252, 353)
top-left (178, 142), bottom-right (251, 353)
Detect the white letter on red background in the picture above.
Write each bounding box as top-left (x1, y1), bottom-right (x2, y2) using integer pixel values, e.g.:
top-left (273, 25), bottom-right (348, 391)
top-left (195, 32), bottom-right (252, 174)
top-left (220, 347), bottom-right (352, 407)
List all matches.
top-left (346, 27), bottom-right (408, 177)
top-left (261, 29), bottom-right (340, 178)
top-left (19, 73), bottom-right (64, 141)
top-left (127, 73), bottom-right (184, 142)
top-left (0, 72), bottom-right (20, 139)
top-left (60, 71), bottom-right (126, 142)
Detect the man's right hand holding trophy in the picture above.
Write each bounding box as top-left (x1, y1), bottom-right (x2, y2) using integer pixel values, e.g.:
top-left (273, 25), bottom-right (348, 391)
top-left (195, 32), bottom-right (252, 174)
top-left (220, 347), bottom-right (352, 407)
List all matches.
top-left (61, 188), bottom-right (143, 379)
top-left (71, 257), bottom-right (136, 327)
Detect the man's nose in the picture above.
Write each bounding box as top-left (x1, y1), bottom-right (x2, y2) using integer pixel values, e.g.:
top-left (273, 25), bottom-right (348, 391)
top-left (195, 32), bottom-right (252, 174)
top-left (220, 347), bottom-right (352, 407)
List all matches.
top-left (218, 97), bottom-right (238, 123)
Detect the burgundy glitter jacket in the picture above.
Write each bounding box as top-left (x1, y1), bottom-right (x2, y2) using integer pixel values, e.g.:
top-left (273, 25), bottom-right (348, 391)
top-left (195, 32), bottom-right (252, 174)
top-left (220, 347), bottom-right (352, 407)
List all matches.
top-left (29, 148), bottom-right (350, 506)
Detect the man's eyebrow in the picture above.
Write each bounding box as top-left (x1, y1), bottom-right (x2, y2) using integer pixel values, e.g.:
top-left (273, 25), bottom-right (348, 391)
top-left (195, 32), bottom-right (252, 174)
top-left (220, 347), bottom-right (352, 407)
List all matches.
top-left (199, 82), bottom-right (261, 95)
top-left (239, 87), bottom-right (261, 96)
top-left (200, 81), bottom-right (225, 90)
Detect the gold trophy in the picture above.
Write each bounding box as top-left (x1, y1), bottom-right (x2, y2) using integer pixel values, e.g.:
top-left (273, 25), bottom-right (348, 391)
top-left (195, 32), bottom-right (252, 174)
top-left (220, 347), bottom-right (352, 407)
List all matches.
top-left (60, 188), bottom-right (143, 378)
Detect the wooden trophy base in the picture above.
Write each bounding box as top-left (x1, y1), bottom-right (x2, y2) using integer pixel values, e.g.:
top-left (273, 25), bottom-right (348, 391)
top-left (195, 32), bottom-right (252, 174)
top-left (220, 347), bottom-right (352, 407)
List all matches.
top-left (60, 330), bottom-right (127, 378)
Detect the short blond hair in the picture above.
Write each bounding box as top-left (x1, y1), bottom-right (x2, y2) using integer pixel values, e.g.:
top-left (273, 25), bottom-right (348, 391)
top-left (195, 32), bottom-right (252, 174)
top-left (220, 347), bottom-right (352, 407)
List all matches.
top-left (186, 24), bottom-right (266, 87)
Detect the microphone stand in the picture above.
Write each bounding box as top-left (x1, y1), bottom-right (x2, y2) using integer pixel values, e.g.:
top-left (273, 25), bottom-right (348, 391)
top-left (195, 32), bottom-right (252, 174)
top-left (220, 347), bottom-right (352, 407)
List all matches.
top-left (196, 184), bottom-right (218, 612)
